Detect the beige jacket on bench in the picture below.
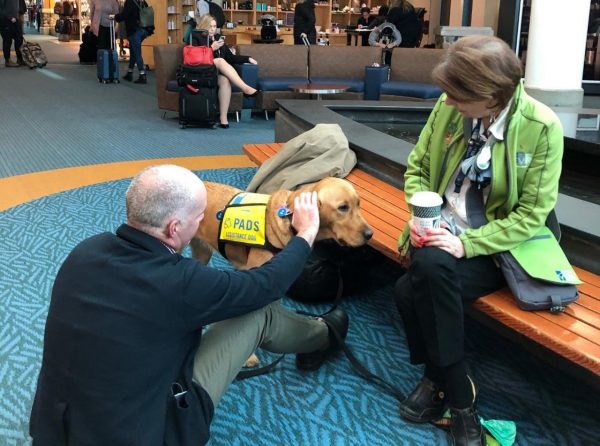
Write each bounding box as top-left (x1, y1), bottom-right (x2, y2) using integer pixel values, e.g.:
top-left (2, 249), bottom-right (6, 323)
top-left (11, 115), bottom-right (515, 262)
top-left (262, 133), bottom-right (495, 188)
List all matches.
top-left (246, 123), bottom-right (357, 193)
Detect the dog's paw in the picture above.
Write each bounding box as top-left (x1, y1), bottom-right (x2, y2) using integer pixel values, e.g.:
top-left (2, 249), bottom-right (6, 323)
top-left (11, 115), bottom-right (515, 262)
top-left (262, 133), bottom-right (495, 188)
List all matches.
top-left (243, 353), bottom-right (260, 368)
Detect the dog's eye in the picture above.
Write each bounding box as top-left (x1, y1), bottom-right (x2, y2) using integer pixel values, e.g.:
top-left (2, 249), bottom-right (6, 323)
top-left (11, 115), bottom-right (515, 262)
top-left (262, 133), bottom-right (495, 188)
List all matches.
top-left (338, 204), bottom-right (349, 212)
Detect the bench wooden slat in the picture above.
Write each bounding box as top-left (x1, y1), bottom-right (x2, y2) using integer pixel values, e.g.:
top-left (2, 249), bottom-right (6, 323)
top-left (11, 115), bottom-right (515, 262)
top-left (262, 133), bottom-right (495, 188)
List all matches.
top-left (349, 169), bottom-right (411, 204)
top-left (474, 292), bottom-right (600, 375)
top-left (573, 292), bottom-right (600, 315)
top-left (576, 267), bottom-right (600, 288)
top-left (350, 181), bottom-right (410, 216)
top-left (348, 173), bottom-right (406, 200)
top-left (577, 279), bottom-right (600, 301)
top-left (359, 199), bottom-right (409, 237)
top-left (242, 143), bottom-right (600, 377)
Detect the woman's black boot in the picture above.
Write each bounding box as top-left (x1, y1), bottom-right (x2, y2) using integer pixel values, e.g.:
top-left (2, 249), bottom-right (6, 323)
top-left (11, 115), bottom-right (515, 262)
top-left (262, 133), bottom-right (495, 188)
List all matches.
top-left (399, 377), bottom-right (447, 422)
top-left (449, 405), bottom-right (486, 446)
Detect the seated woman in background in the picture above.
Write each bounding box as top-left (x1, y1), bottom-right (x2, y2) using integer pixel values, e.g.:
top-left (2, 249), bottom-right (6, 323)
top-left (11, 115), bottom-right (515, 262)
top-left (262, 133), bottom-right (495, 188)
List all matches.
top-left (388, 0), bottom-right (422, 48)
top-left (184, 14), bottom-right (259, 129)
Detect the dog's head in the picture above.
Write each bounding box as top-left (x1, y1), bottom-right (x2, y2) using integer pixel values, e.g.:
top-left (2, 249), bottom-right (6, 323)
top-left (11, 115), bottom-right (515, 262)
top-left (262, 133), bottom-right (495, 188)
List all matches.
top-left (266, 178), bottom-right (373, 249)
top-left (309, 177), bottom-right (373, 247)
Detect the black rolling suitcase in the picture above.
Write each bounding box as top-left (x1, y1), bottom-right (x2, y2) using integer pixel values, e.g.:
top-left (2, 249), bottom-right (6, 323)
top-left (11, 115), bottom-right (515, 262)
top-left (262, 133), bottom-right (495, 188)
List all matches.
top-left (97, 19), bottom-right (119, 83)
top-left (177, 31), bottom-right (218, 128)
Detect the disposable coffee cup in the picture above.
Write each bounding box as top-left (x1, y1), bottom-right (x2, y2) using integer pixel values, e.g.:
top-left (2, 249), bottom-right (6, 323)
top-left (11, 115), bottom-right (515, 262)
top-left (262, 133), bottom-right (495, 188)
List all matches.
top-left (410, 191), bottom-right (443, 236)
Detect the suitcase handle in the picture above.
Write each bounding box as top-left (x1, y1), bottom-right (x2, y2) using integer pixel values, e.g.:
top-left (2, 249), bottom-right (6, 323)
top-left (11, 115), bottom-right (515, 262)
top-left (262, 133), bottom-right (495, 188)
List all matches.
top-left (109, 19), bottom-right (116, 51)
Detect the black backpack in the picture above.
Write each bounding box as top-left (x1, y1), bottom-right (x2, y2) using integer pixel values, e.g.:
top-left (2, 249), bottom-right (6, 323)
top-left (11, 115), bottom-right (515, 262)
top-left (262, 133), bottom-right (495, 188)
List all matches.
top-left (260, 19), bottom-right (276, 40)
top-left (286, 240), bottom-right (401, 304)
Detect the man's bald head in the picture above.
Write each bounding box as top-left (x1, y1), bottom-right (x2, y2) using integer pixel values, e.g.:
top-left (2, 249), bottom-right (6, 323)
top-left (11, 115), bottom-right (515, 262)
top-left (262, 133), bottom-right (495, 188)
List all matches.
top-left (125, 165), bottom-right (207, 232)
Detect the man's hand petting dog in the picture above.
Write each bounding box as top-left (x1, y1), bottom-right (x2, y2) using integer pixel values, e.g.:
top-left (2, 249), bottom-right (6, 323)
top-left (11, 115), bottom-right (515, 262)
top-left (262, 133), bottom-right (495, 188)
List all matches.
top-left (292, 191), bottom-right (319, 247)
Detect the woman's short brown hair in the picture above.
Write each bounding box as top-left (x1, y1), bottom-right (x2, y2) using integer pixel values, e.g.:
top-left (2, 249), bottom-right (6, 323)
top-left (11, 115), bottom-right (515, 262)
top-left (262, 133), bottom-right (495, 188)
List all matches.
top-left (432, 35), bottom-right (523, 110)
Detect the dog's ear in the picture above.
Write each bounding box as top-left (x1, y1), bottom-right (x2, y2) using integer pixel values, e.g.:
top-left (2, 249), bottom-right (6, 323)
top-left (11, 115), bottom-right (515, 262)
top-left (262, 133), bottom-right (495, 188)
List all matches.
top-left (265, 190), bottom-right (295, 249)
top-left (295, 181), bottom-right (324, 212)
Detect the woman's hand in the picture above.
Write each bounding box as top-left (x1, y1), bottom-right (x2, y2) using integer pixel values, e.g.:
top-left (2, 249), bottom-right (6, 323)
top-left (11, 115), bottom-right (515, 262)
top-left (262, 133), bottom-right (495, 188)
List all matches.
top-left (249, 57), bottom-right (257, 65)
top-left (211, 39), bottom-right (224, 50)
top-left (409, 221), bottom-right (465, 258)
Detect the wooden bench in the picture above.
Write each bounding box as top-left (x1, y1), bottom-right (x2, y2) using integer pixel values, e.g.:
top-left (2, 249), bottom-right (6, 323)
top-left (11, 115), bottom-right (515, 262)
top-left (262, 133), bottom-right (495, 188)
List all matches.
top-left (243, 143), bottom-right (600, 384)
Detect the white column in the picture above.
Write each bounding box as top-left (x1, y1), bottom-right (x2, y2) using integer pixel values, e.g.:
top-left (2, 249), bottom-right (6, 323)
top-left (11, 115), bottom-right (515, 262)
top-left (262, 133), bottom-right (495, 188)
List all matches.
top-left (524, 0), bottom-right (590, 107)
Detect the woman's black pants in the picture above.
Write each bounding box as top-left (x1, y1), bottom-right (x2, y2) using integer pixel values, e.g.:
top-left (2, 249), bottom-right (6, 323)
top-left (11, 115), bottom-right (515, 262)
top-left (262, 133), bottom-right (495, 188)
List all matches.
top-left (394, 246), bottom-right (505, 368)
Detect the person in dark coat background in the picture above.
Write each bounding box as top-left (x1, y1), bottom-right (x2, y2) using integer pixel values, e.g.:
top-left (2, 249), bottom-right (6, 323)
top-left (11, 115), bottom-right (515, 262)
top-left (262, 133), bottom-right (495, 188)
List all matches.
top-left (29, 164), bottom-right (349, 446)
top-left (0, 0), bottom-right (24, 66)
top-left (196, 0), bottom-right (225, 27)
top-left (113, 0), bottom-right (154, 84)
top-left (388, 0), bottom-right (422, 48)
top-left (370, 4), bottom-right (389, 28)
top-left (293, 0), bottom-right (316, 45)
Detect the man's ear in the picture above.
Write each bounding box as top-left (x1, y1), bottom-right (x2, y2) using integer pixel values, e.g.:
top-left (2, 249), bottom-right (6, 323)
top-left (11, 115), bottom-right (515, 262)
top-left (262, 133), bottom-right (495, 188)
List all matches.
top-left (165, 219), bottom-right (179, 239)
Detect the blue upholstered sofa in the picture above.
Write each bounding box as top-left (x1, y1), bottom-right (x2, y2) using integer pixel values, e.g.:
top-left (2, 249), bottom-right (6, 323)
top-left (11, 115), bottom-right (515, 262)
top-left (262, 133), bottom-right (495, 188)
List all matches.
top-left (153, 43), bottom-right (445, 120)
top-left (236, 44), bottom-right (389, 116)
top-left (374, 47), bottom-right (445, 101)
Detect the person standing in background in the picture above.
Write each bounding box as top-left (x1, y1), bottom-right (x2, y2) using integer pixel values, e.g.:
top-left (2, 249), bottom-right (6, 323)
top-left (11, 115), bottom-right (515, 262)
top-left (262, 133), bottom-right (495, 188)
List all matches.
top-left (90, 0), bottom-right (120, 51)
top-left (0, 0), bottom-right (24, 66)
top-left (388, 0), bottom-right (421, 48)
top-left (370, 5), bottom-right (389, 28)
top-left (113, 0), bottom-right (154, 84)
top-left (293, 0), bottom-right (315, 45)
top-left (196, 0), bottom-right (224, 27)
top-left (18, 0), bottom-right (25, 33)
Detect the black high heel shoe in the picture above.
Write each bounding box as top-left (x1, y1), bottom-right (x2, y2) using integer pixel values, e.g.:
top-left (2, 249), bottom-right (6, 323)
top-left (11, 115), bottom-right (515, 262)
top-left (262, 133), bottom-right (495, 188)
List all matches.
top-left (219, 123), bottom-right (229, 129)
top-left (243, 89), bottom-right (260, 98)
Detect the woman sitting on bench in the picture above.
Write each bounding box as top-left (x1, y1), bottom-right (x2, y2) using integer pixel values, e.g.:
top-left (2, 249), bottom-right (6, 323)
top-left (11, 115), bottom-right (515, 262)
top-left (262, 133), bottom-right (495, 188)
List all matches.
top-left (184, 14), bottom-right (259, 128)
top-left (394, 35), bottom-right (564, 446)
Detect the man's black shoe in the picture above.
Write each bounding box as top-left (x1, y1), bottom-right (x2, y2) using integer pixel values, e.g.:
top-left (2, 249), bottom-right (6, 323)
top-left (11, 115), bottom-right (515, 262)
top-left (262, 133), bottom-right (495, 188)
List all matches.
top-left (449, 406), bottom-right (487, 446)
top-left (296, 308), bottom-right (349, 371)
top-left (400, 377), bottom-right (447, 423)
top-left (134, 74), bottom-right (147, 84)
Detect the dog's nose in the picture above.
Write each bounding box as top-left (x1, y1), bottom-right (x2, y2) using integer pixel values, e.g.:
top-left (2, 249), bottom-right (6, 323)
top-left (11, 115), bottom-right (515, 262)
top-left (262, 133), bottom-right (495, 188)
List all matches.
top-left (364, 228), bottom-right (373, 240)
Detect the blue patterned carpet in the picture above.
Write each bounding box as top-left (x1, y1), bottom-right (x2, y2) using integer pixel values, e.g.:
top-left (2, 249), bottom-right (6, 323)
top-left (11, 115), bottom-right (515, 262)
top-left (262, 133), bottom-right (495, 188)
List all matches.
top-left (1, 167), bottom-right (599, 446)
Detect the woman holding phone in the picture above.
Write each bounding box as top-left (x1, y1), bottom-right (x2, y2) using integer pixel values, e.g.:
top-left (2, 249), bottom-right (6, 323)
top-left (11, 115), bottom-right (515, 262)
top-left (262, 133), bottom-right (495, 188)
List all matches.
top-left (185, 14), bottom-right (259, 128)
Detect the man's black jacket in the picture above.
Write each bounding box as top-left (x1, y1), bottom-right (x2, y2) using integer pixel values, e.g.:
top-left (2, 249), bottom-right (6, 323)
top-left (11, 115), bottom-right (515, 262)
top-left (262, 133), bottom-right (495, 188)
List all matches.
top-left (30, 224), bottom-right (311, 445)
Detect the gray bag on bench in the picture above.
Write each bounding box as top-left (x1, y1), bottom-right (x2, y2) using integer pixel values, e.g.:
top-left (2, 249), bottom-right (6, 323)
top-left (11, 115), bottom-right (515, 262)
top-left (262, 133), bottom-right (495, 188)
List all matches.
top-left (462, 117), bottom-right (581, 314)
top-left (467, 183), bottom-right (581, 314)
top-left (494, 227), bottom-right (580, 313)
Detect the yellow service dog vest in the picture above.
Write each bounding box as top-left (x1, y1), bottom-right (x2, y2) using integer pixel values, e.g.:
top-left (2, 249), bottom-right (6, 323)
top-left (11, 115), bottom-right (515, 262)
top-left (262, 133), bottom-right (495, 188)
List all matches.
top-left (218, 192), bottom-right (270, 248)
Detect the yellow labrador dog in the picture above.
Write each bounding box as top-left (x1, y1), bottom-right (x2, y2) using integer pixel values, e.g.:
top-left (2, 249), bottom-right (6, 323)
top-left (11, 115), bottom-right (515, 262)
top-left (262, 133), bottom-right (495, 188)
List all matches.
top-left (190, 177), bottom-right (373, 367)
top-left (191, 177), bottom-right (373, 268)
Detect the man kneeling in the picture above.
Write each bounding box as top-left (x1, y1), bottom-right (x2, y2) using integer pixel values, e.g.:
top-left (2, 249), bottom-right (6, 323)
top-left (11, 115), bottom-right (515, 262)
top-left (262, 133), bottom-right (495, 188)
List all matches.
top-left (29, 164), bottom-right (348, 445)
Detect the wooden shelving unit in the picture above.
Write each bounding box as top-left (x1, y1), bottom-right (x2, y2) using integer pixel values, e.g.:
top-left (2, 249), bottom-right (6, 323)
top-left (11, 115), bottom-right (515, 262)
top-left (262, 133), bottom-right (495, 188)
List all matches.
top-left (145, 0), bottom-right (426, 57)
